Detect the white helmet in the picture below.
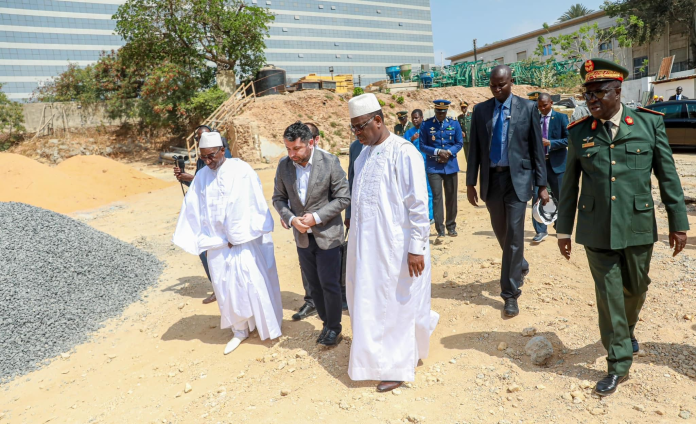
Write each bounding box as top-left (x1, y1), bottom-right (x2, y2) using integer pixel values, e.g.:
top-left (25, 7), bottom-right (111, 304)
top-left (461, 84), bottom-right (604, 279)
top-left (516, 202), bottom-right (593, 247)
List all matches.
top-left (533, 197), bottom-right (558, 225)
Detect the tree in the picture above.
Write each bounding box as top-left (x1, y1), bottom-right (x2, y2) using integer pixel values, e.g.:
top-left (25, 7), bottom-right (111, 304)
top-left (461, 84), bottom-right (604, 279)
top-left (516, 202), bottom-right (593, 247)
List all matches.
top-left (0, 84), bottom-right (26, 149)
top-left (535, 21), bottom-right (634, 67)
top-left (603, 0), bottom-right (696, 67)
top-left (558, 4), bottom-right (595, 22)
top-left (114, 0), bottom-right (274, 80)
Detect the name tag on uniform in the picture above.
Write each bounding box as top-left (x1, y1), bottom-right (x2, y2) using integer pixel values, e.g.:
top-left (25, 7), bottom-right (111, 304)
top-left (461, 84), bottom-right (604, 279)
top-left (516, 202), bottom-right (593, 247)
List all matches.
top-left (582, 142), bottom-right (595, 148)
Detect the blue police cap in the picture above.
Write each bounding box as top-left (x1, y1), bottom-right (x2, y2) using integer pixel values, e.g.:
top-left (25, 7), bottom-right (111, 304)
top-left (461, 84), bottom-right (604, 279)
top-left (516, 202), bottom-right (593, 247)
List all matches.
top-left (433, 99), bottom-right (451, 110)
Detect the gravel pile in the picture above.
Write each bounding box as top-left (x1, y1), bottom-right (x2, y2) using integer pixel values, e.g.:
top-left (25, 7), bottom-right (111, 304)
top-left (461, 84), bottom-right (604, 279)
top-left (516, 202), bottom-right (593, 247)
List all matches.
top-left (0, 202), bottom-right (163, 382)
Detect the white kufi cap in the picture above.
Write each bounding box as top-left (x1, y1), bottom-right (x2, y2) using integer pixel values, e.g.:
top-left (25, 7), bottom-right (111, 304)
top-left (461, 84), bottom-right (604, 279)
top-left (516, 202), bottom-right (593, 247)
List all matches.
top-left (348, 93), bottom-right (381, 118)
top-left (199, 131), bottom-right (223, 148)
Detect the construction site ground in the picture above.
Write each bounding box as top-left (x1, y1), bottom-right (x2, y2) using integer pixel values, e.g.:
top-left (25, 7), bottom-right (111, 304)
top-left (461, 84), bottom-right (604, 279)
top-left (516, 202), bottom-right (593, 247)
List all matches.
top-left (1, 86), bottom-right (696, 424)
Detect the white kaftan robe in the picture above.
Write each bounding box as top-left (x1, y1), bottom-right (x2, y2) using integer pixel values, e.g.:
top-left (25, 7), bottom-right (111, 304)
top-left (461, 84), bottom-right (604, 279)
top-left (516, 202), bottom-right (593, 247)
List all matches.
top-left (172, 159), bottom-right (283, 341)
top-left (346, 133), bottom-right (439, 382)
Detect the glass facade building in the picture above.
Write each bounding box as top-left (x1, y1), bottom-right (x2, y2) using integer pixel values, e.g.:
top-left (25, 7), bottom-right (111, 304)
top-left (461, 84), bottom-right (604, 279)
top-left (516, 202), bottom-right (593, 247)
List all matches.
top-left (0, 0), bottom-right (434, 100)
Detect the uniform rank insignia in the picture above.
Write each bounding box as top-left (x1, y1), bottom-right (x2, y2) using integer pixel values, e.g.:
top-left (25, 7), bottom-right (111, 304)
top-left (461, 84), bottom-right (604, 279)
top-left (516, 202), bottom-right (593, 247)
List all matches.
top-left (625, 116), bottom-right (634, 125)
top-left (432, 135), bottom-right (436, 140)
top-left (582, 142), bottom-right (595, 148)
top-left (591, 120), bottom-right (598, 131)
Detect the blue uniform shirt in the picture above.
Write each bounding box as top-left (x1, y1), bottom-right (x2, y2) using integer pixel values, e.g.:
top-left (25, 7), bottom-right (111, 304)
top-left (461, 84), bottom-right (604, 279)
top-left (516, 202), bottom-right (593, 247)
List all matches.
top-left (490, 95), bottom-right (512, 167)
top-left (418, 116), bottom-right (464, 175)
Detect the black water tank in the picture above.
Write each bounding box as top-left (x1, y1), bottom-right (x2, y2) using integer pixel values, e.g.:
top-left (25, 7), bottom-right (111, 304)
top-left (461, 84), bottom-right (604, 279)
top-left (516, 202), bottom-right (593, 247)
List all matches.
top-left (249, 65), bottom-right (286, 97)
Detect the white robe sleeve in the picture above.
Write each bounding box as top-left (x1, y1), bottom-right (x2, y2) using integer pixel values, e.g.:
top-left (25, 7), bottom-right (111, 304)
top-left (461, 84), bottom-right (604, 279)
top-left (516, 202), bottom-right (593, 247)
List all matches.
top-left (172, 176), bottom-right (207, 255)
top-left (224, 168), bottom-right (274, 246)
top-left (397, 144), bottom-right (430, 255)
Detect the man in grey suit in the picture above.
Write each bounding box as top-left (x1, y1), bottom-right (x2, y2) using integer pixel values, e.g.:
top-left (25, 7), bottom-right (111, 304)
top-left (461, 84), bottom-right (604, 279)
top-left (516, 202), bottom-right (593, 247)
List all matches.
top-left (466, 65), bottom-right (549, 317)
top-left (273, 121), bottom-right (350, 346)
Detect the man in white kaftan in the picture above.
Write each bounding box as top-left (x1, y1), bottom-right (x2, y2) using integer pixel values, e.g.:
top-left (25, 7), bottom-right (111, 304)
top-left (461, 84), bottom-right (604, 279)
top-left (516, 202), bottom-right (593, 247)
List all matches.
top-left (346, 94), bottom-right (439, 392)
top-left (173, 132), bottom-right (283, 354)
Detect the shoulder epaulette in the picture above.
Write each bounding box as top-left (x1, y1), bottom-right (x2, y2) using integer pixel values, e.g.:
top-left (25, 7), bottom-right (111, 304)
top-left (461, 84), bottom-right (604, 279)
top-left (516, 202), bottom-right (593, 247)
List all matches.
top-left (637, 106), bottom-right (664, 116)
top-left (566, 115), bottom-right (591, 129)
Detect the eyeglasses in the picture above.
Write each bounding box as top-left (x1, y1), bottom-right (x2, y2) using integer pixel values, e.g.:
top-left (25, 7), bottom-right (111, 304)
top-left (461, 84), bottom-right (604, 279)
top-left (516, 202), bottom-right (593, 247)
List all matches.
top-left (350, 116), bottom-right (376, 133)
top-left (583, 88), bottom-right (615, 101)
top-left (200, 148), bottom-right (221, 161)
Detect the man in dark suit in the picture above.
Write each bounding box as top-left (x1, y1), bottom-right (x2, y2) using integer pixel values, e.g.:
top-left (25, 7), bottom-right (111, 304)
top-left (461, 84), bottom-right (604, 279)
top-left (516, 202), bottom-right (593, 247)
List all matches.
top-left (466, 65), bottom-right (548, 317)
top-left (531, 93), bottom-right (569, 243)
top-left (668, 86), bottom-right (688, 101)
top-left (273, 122), bottom-right (351, 346)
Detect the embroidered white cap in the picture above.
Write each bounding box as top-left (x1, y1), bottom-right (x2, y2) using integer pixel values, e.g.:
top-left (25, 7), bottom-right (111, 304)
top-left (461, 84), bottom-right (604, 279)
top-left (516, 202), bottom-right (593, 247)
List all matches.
top-left (199, 131), bottom-right (223, 148)
top-left (348, 93), bottom-right (381, 118)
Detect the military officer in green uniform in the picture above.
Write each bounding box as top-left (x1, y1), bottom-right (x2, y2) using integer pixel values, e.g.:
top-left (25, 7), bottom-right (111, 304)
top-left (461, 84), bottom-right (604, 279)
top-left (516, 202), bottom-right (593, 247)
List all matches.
top-left (394, 110), bottom-right (413, 137)
top-left (456, 100), bottom-right (473, 161)
top-left (556, 58), bottom-right (689, 397)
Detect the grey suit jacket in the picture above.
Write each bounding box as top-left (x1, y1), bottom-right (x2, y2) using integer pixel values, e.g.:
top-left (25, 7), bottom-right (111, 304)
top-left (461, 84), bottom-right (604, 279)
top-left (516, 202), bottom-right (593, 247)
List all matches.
top-left (466, 95), bottom-right (547, 202)
top-left (272, 148), bottom-right (350, 250)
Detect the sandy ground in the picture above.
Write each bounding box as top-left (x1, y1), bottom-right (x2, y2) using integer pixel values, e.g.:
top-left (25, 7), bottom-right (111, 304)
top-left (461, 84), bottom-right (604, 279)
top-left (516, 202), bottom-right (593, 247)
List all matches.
top-left (2, 152), bottom-right (696, 424)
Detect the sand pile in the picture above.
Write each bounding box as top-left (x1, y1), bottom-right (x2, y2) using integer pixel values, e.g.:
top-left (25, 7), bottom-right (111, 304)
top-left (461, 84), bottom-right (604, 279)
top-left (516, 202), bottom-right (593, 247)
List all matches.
top-left (0, 153), bottom-right (173, 213)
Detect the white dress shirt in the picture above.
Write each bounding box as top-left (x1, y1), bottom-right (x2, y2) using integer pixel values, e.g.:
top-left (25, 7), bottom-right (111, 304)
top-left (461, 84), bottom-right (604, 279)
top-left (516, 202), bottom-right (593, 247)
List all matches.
top-left (289, 147), bottom-right (322, 232)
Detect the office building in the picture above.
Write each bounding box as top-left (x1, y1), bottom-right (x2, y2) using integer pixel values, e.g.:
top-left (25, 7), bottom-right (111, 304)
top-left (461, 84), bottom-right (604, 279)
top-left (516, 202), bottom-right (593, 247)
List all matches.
top-left (0, 0), bottom-right (434, 101)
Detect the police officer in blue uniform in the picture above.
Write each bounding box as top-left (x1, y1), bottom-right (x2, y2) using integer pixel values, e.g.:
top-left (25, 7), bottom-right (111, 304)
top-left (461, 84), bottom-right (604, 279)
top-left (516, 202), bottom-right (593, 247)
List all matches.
top-left (419, 100), bottom-right (464, 237)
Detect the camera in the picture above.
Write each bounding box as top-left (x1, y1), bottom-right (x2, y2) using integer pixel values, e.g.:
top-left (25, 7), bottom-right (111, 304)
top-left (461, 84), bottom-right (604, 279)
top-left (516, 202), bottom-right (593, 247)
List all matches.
top-left (172, 155), bottom-right (188, 172)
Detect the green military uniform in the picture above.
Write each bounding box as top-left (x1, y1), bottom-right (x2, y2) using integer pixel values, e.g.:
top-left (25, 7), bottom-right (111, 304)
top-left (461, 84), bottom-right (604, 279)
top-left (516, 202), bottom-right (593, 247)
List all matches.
top-left (557, 59), bottom-right (690, 377)
top-left (394, 110), bottom-right (413, 137)
top-left (456, 100), bottom-right (472, 161)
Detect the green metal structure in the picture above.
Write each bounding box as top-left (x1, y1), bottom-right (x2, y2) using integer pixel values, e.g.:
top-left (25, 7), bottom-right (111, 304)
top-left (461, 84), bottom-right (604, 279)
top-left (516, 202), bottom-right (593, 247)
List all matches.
top-left (408, 59), bottom-right (581, 89)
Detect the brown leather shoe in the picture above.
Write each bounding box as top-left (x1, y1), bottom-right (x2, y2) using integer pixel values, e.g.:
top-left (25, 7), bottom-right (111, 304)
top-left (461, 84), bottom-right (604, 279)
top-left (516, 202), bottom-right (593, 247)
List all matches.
top-left (376, 381), bottom-right (403, 392)
top-left (202, 293), bottom-right (217, 304)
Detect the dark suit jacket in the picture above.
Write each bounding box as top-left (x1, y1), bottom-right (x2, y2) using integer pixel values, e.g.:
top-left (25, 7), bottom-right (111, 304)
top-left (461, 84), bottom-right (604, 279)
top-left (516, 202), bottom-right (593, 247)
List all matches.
top-left (668, 95), bottom-right (689, 100)
top-left (345, 139), bottom-right (363, 220)
top-left (272, 148), bottom-right (350, 250)
top-left (545, 110), bottom-right (569, 174)
top-left (466, 95), bottom-right (547, 202)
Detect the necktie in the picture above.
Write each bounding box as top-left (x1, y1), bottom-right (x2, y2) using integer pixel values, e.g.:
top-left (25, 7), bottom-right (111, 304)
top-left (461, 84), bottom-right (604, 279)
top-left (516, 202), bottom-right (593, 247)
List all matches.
top-left (490, 104), bottom-right (504, 164)
top-left (542, 116), bottom-right (549, 155)
top-left (604, 121), bottom-right (613, 140)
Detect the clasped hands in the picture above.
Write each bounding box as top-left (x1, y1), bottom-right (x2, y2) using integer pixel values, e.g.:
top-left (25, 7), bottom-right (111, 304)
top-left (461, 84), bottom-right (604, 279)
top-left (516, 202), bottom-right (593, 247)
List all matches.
top-left (437, 150), bottom-right (452, 163)
top-left (291, 214), bottom-right (317, 234)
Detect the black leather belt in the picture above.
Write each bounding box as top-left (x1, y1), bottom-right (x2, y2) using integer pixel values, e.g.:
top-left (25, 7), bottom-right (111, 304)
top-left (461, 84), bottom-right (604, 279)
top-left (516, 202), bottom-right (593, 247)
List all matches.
top-left (491, 166), bottom-right (510, 173)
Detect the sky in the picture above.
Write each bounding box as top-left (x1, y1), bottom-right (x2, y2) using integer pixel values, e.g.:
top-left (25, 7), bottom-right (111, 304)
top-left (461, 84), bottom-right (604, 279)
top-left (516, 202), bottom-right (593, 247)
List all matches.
top-left (431, 0), bottom-right (607, 65)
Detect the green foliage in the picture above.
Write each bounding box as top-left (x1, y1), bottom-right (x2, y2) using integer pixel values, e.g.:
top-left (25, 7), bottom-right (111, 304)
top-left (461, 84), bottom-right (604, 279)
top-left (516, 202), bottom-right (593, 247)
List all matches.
top-left (391, 94), bottom-right (397, 100)
top-left (396, 96), bottom-right (404, 104)
top-left (384, 88), bottom-right (391, 94)
top-left (330, 121), bottom-right (339, 128)
top-left (534, 21), bottom-right (633, 67)
top-left (352, 87), bottom-right (364, 96)
top-left (180, 86), bottom-right (229, 126)
top-left (604, 0), bottom-right (696, 65)
top-left (389, 103), bottom-right (395, 108)
top-left (319, 130), bottom-right (325, 137)
top-left (114, 0), bottom-right (274, 80)
top-left (324, 93), bottom-right (333, 100)
top-left (0, 84), bottom-right (26, 149)
top-left (333, 129), bottom-right (342, 136)
top-left (558, 4), bottom-right (594, 22)
top-left (378, 99), bottom-right (386, 107)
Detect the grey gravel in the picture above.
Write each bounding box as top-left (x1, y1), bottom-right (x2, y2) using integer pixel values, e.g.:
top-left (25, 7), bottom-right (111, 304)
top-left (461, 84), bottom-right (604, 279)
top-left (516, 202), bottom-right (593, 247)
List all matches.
top-left (0, 202), bottom-right (163, 382)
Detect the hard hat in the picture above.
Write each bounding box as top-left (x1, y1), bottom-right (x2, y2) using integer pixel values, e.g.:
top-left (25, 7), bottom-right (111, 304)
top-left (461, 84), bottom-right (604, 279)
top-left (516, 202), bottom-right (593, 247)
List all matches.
top-left (533, 196), bottom-right (558, 226)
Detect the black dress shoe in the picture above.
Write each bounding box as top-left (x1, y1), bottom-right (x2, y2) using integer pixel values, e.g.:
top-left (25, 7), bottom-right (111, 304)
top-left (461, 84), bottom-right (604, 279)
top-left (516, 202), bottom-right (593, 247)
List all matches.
top-left (437, 232), bottom-right (445, 237)
top-left (377, 381), bottom-right (403, 392)
top-left (292, 302), bottom-right (317, 321)
top-left (318, 329), bottom-right (342, 346)
top-left (631, 336), bottom-right (639, 353)
top-left (503, 298), bottom-right (519, 317)
top-left (593, 373), bottom-right (629, 396)
top-left (316, 326), bottom-right (329, 343)
top-left (447, 230), bottom-right (458, 237)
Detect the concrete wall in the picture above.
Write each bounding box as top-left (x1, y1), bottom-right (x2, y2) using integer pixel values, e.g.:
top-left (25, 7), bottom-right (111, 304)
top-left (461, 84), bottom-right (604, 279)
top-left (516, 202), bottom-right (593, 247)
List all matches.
top-left (20, 102), bottom-right (122, 133)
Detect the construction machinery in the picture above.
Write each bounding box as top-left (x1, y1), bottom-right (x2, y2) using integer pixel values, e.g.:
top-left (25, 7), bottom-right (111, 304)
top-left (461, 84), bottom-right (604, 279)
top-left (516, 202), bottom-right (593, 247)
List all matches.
top-left (291, 73), bottom-right (354, 93)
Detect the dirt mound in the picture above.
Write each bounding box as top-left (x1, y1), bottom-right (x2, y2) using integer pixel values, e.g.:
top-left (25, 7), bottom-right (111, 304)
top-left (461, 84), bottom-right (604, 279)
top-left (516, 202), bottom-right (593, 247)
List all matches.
top-left (231, 85), bottom-right (539, 159)
top-left (0, 153), bottom-right (173, 213)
